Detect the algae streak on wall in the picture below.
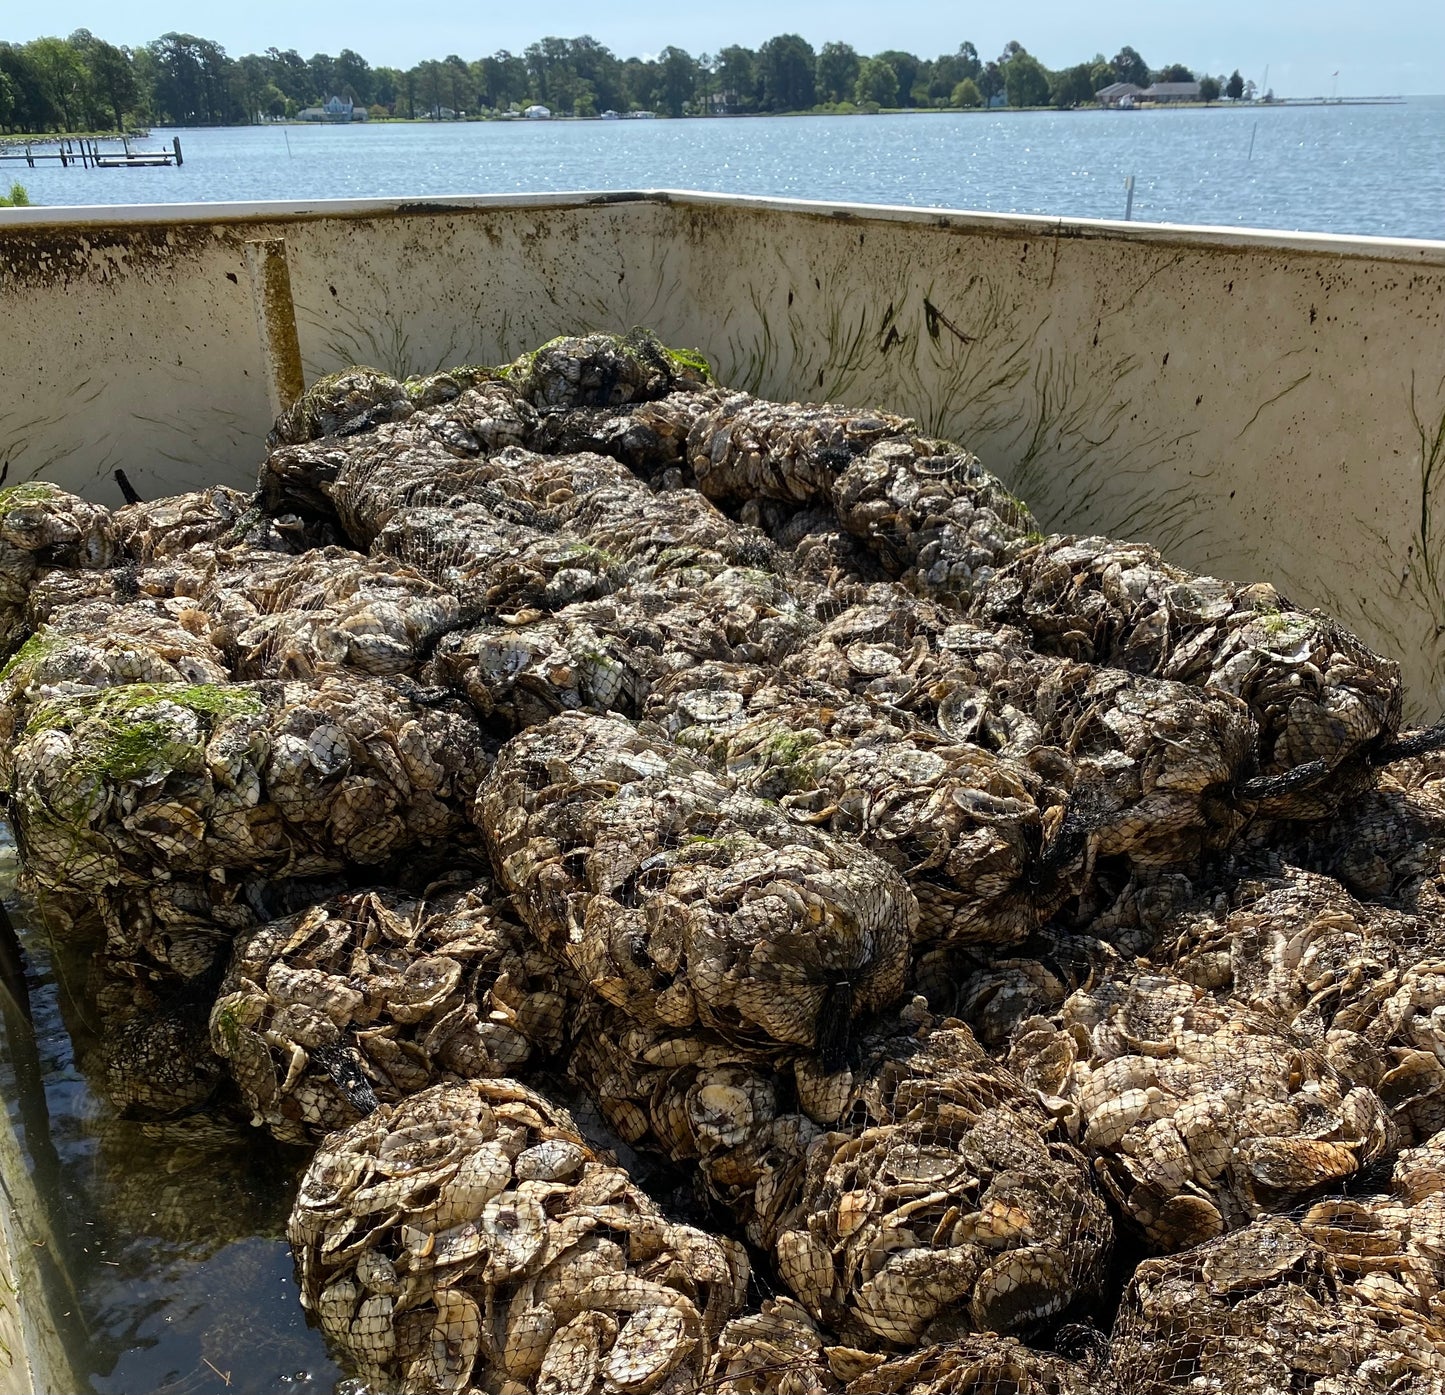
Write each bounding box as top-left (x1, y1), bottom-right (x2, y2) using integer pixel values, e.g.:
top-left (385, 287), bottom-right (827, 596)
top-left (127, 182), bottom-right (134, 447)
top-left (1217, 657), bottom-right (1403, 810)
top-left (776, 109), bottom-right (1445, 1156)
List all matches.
top-left (0, 192), bottom-right (1443, 718)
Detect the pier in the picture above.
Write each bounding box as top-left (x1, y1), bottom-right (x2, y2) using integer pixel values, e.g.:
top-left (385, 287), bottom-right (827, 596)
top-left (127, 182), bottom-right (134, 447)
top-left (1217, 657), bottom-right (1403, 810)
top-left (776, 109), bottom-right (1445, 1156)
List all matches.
top-left (0, 136), bottom-right (182, 169)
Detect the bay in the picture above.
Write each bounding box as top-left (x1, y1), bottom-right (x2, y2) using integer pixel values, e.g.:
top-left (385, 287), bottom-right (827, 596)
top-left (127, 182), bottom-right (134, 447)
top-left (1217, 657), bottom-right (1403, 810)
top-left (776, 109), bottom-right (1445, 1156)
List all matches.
top-left (11, 99), bottom-right (1445, 240)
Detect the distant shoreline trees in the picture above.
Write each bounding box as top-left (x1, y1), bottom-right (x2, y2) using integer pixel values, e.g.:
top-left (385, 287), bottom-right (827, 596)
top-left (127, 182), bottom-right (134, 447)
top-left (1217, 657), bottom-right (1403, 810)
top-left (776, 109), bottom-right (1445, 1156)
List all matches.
top-left (0, 30), bottom-right (1250, 133)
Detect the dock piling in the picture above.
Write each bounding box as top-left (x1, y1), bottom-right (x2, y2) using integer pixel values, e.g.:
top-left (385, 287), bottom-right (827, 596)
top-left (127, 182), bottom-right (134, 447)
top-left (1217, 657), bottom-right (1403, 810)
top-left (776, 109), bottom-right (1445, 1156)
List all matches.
top-left (1124, 174), bottom-right (1136, 220)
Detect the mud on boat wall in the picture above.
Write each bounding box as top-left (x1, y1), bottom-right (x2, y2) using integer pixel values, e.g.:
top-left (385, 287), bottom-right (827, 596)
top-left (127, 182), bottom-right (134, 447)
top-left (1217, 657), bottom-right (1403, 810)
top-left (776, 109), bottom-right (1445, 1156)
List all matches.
top-left (1, 192), bottom-right (1444, 717)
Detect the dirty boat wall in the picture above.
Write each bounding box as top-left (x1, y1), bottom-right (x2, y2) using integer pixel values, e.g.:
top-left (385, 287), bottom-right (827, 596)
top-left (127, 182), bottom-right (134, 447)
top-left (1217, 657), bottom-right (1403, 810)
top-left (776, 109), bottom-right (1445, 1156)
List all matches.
top-left (2, 191), bottom-right (1444, 716)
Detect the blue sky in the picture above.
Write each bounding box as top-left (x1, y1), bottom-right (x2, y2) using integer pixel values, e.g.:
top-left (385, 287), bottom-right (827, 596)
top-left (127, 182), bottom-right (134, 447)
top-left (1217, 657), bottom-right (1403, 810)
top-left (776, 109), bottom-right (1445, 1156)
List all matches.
top-left (12, 1), bottom-right (1443, 95)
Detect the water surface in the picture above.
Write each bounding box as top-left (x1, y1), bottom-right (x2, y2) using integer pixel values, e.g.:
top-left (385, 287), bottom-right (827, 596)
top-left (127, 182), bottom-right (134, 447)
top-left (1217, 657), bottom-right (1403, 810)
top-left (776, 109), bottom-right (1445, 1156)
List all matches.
top-left (0, 826), bottom-right (344, 1395)
top-left (11, 101), bottom-right (1445, 240)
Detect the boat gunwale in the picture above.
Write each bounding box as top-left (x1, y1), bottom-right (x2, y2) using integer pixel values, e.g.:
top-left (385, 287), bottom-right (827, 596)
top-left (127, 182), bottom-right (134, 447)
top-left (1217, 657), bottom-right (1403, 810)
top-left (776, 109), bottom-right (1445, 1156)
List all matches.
top-left (1, 188), bottom-right (1443, 267)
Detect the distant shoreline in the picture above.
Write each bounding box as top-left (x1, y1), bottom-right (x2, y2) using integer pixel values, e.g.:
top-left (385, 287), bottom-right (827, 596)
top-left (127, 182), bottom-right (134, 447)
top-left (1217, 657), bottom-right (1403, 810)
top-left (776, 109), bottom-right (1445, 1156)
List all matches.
top-left (0, 97), bottom-right (1412, 141)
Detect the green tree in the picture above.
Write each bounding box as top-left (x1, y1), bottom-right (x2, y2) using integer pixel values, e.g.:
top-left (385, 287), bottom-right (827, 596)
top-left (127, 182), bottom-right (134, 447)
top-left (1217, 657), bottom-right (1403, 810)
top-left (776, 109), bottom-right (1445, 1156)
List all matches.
top-left (714, 45), bottom-right (756, 112)
top-left (658, 46), bottom-right (696, 116)
top-left (1090, 61), bottom-right (1113, 92)
top-left (1003, 50), bottom-right (1050, 107)
top-left (266, 48), bottom-right (312, 105)
top-left (336, 49), bottom-right (373, 105)
top-left (1050, 63), bottom-right (1094, 109)
top-left (978, 60), bottom-right (1003, 102)
top-left (443, 54), bottom-right (474, 112)
top-left (148, 33), bottom-right (230, 123)
top-left (308, 52), bottom-right (338, 100)
top-left (1111, 46), bottom-right (1149, 86)
top-left (854, 57), bottom-right (897, 108)
top-left (475, 52), bottom-right (528, 111)
top-left (951, 77), bottom-right (982, 108)
top-left (874, 49), bottom-right (920, 107)
top-left (570, 36), bottom-right (623, 113)
top-left (815, 41), bottom-right (859, 104)
top-left (756, 33), bottom-right (815, 111)
top-left (0, 69), bottom-right (13, 130)
top-left (372, 65), bottom-right (402, 109)
top-left (1226, 69), bottom-right (1245, 100)
top-left (92, 41), bottom-right (138, 130)
top-left (233, 52), bottom-right (270, 123)
top-left (621, 56), bottom-right (658, 111)
top-left (1199, 75), bottom-right (1221, 102)
top-left (414, 60), bottom-right (444, 116)
top-left (528, 39), bottom-right (563, 107)
top-left (1156, 63), bottom-right (1194, 82)
top-left (26, 37), bottom-right (87, 130)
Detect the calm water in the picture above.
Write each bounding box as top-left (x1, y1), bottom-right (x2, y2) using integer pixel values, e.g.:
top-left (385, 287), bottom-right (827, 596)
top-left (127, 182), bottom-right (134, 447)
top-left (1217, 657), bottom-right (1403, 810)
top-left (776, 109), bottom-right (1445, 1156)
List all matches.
top-left (0, 826), bottom-right (343, 1395)
top-left (9, 101), bottom-right (1445, 240)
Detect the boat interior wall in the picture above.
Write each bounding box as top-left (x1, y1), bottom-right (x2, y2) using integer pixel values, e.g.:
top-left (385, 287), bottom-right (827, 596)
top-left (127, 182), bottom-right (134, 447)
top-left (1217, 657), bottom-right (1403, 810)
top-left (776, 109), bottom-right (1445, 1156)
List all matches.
top-left (2, 191), bottom-right (1444, 717)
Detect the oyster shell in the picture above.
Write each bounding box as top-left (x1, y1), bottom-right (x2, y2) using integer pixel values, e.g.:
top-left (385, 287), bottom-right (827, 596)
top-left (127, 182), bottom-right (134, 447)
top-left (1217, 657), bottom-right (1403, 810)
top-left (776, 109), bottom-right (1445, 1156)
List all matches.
top-left (288, 1077), bottom-right (747, 1394)
top-left (970, 534), bottom-right (1403, 809)
top-left (9, 675), bottom-right (490, 913)
top-left (1009, 967), bottom-right (1390, 1251)
top-left (212, 882), bottom-right (577, 1145)
top-left (774, 1014), bottom-right (1111, 1349)
top-left (1109, 1216), bottom-right (1445, 1393)
top-left (477, 712), bottom-right (915, 1057)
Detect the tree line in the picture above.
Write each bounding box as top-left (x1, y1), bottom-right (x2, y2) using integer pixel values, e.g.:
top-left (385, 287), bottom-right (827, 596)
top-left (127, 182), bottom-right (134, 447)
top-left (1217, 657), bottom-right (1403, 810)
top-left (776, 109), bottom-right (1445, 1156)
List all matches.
top-left (0, 30), bottom-right (1251, 132)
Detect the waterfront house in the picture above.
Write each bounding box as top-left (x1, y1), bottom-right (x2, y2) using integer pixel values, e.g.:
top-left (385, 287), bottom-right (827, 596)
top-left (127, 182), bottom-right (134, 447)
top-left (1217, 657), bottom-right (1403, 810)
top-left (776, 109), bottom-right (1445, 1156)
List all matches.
top-left (524, 105), bottom-right (552, 120)
top-left (1141, 81), bottom-right (1202, 103)
top-left (1096, 82), bottom-right (1144, 108)
top-left (298, 95), bottom-right (367, 123)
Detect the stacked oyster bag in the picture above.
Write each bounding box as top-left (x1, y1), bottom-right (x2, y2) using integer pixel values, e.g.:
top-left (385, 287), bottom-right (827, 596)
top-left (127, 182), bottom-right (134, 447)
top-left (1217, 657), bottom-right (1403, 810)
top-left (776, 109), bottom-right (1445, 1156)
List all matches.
top-left (6, 328), bottom-right (1442, 1395)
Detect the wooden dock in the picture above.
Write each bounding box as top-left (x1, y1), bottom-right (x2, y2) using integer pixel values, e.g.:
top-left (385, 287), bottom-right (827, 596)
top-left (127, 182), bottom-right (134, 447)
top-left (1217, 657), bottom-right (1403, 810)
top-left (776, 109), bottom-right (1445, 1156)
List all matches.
top-left (0, 136), bottom-right (183, 169)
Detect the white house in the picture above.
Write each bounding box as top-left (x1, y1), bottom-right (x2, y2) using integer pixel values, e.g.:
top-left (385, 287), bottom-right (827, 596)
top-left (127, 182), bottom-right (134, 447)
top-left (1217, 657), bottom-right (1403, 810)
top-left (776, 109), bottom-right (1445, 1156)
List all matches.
top-left (524, 105), bottom-right (552, 120)
top-left (298, 95), bottom-right (367, 123)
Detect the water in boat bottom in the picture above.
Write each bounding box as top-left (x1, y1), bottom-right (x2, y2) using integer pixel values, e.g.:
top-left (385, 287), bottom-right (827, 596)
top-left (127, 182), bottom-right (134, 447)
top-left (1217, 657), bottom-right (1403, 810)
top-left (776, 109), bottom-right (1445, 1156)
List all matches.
top-left (0, 822), bottom-right (347, 1395)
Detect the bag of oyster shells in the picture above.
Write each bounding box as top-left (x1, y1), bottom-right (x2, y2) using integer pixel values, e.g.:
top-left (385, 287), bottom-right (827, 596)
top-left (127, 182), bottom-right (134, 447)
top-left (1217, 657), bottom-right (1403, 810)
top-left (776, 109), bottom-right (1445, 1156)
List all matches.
top-left (288, 1077), bottom-right (749, 1395)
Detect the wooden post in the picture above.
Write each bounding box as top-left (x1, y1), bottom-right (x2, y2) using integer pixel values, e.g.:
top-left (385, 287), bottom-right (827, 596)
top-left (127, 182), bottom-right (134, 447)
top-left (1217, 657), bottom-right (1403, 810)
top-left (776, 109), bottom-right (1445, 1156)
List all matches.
top-left (24, 145), bottom-right (33, 168)
top-left (173, 136), bottom-right (183, 166)
top-left (244, 238), bottom-right (305, 420)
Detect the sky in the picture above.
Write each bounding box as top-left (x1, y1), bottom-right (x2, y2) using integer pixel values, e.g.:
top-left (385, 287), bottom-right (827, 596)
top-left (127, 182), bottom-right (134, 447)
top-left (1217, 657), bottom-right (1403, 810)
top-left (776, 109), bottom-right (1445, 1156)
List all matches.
top-left (10, 0), bottom-right (1444, 96)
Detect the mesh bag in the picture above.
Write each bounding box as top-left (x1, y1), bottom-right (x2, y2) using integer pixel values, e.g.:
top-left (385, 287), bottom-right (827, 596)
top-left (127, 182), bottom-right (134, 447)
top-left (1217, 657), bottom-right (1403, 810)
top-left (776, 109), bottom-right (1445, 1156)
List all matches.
top-left (684, 395), bottom-right (1033, 601)
top-left (0, 601), bottom-right (230, 784)
top-left (287, 1076), bottom-right (748, 1394)
top-left (969, 534), bottom-right (1404, 807)
top-left (564, 998), bottom-right (819, 1251)
top-left (0, 479), bottom-right (118, 654)
top-left (211, 882), bottom-right (576, 1145)
top-left (771, 1013), bottom-right (1112, 1350)
top-left (267, 366), bottom-right (416, 446)
top-left (192, 544), bottom-right (462, 680)
top-left (9, 674), bottom-right (491, 900)
top-left (508, 329), bottom-right (713, 411)
top-left (95, 955), bottom-right (226, 1118)
top-left (477, 711), bottom-right (915, 1057)
top-left (1108, 1213), bottom-right (1445, 1393)
top-left (1006, 964), bottom-right (1391, 1253)
top-left (1259, 749), bottom-right (1445, 915)
top-left (527, 389), bottom-right (723, 481)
